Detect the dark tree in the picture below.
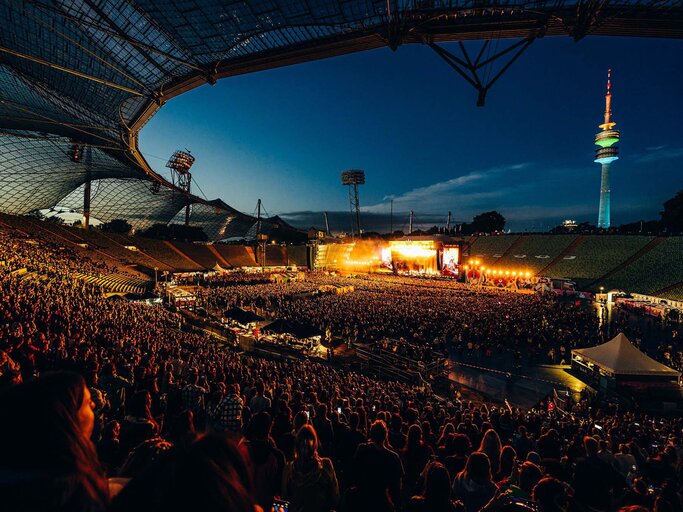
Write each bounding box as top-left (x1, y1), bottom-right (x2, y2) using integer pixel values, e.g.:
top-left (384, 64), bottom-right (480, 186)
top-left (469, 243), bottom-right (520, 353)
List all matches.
top-left (617, 220), bottom-right (662, 235)
top-left (661, 189), bottom-right (683, 233)
top-left (101, 219), bottom-right (132, 234)
top-left (46, 215), bottom-right (64, 225)
top-left (471, 211), bottom-right (506, 233)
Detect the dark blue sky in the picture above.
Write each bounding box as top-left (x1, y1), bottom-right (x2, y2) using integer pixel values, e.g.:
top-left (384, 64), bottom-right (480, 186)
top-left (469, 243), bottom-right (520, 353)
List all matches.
top-left (140, 36), bottom-right (683, 232)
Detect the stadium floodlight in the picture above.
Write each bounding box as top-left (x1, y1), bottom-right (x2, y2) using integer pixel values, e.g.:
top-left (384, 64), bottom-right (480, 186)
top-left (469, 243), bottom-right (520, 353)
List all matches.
top-left (166, 150), bottom-right (195, 225)
top-left (341, 170), bottom-right (365, 238)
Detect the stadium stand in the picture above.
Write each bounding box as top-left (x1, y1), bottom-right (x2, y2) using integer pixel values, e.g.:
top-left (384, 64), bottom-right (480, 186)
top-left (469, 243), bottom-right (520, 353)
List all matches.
top-left (131, 238), bottom-right (204, 272)
top-left (207, 244), bottom-right (233, 269)
top-left (598, 237), bottom-right (683, 294)
top-left (542, 236), bottom-right (654, 287)
top-left (71, 272), bottom-right (150, 295)
top-left (94, 232), bottom-right (175, 271)
top-left (214, 244), bottom-right (258, 267)
top-left (492, 235), bottom-right (578, 273)
top-left (60, 226), bottom-right (174, 273)
top-left (170, 242), bottom-right (220, 270)
top-left (265, 245), bottom-right (288, 266)
top-left (287, 245), bottom-right (309, 267)
top-left (0, 214), bottom-right (149, 280)
top-left (466, 234), bottom-right (521, 267)
top-left (537, 235), bottom-right (587, 275)
top-left (658, 282), bottom-right (683, 301)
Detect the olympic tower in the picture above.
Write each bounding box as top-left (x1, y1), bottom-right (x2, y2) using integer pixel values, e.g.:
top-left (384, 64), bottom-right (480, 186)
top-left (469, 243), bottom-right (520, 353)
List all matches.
top-left (594, 69), bottom-right (620, 229)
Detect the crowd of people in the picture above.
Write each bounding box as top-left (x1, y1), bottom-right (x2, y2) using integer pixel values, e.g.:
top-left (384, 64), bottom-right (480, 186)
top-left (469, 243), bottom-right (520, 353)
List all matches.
top-left (1, 228), bottom-right (682, 512)
top-left (198, 271), bottom-right (682, 372)
top-left (199, 272), bottom-right (603, 367)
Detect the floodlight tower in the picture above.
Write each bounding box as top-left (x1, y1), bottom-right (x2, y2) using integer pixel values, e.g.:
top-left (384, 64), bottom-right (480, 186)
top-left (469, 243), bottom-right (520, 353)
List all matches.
top-left (341, 170), bottom-right (365, 238)
top-left (594, 69), bottom-right (620, 229)
top-left (166, 150), bottom-right (195, 225)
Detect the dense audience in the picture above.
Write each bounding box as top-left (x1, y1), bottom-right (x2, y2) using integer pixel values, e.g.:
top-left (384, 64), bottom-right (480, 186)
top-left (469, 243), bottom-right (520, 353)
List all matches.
top-left (0, 229), bottom-right (681, 512)
top-left (200, 272), bottom-right (603, 366)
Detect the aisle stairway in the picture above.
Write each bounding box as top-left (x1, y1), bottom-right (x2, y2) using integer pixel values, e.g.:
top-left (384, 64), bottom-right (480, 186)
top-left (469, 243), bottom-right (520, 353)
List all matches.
top-left (538, 235), bottom-right (587, 276)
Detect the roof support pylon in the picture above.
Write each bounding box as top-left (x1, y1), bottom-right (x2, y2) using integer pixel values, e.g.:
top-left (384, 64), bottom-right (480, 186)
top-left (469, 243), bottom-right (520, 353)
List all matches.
top-left (426, 36), bottom-right (536, 107)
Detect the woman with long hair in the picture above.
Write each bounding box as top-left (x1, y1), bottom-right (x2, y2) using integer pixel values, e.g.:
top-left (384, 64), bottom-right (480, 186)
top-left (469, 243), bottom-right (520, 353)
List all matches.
top-left (0, 371), bottom-right (109, 511)
top-left (451, 452), bottom-right (497, 512)
top-left (401, 424), bottom-right (434, 497)
top-left (408, 461), bottom-right (463, 512)
top-left (496, 445), bottom-right (518, 483)
top-left (282, 424), bottom-right (340, 512)
top-left (478, 429), bottom-right (502, 477)
top-left (110, 433), bottom-right (257, 512)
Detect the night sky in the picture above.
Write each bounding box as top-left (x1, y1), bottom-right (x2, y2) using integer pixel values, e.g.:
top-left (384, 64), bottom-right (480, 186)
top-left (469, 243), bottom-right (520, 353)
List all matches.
top-left (139, 36), bottom-right (683, 233)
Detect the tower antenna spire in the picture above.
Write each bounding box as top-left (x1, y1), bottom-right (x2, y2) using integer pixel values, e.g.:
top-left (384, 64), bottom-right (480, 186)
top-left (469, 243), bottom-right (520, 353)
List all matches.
top-left (604, 68), bottom-right (612, 126)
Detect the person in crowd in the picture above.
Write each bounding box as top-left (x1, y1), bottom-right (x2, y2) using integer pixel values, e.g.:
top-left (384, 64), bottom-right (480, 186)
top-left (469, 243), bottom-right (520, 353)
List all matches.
top-left (532, 477), bottom-right (572, 512)
top-left (0, 372), bottom-right (109, 512)
top-left (389, 413), bottom-right (407, 451)
top-left (495, 445), bottom-right (517, 483)
top-left (478, 429), bottom-right (502, 478)
top-left (216, 383), bottom-right (244, 434)
top-left (573, 436), bottom-right (624, 511)
top-left (451, 452), bottom-right (497, 512)
top-left (615, 443), bottom-right (638, 477)
top-left (111, 433), bottom-right (257, 512)
top-left (167, 410), bottom-right (197, 447)
top-left (503, 461), bottom-right (543, 501)
top-left (281, 424), bottom-right (339, 512)
top-left (313, 403), bottom-right (334, 457)
top-left (120, 390), bottom-right (159, 456)
top-left (97, 420), bottom-right (121, 472)
top-left (444, 433), bottom-right (472, 478)
top-left (537, 429), bottom-right (563, 461)
top-left (401, 424), bottom-right (434, 497)
top-left (99, 362), bottom-right (130, 418)
top-left (346, 420), bottom-right (404, 512)
top-left (180, 368), bottom-right (207, 425)
top-left (245, 412), bottom-right (286, 510)
top-left (249, 379), bottom-right (271, 415)
top-left (408, 461), bottom-right (464, 512)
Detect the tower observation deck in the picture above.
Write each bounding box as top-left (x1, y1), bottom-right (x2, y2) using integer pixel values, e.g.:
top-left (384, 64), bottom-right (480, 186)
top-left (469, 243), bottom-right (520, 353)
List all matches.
top-left (594, 69), bottom-right (620, 229)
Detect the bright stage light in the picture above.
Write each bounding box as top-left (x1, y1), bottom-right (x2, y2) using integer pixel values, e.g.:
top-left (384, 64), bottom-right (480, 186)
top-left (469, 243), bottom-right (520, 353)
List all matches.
top-left (389, 242), bottom-right (436, 258)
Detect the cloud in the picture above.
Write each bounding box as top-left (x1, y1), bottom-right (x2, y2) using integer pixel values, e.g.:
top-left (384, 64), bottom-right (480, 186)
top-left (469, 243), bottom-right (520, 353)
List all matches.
top-left (634, 146), bottom-right (683, 163)
top-left (362, 163), bottom-right (530, 213)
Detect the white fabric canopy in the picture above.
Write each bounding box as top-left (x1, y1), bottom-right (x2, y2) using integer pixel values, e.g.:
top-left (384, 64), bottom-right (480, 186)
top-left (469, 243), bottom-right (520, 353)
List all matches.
top-left (572, 333), bottom-right (680, 377)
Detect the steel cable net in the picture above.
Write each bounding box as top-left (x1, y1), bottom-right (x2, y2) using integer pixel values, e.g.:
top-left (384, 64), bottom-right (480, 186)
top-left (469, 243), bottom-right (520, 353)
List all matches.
top-left (0, 130), bottom-right (139, 214)
top-left (59, 178), bottom-right (189, 232)
top-left (168, 202), bottom-right (257, 241)
top-left (0, 0), bottom-right (681, 239)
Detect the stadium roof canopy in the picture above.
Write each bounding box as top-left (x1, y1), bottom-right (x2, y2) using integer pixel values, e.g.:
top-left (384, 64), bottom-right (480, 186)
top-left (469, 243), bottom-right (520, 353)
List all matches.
top-left (1, 1), bottom-right (682, 239)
